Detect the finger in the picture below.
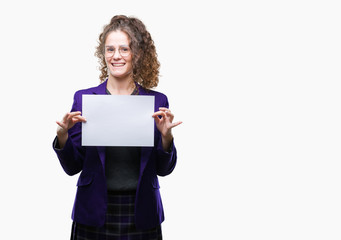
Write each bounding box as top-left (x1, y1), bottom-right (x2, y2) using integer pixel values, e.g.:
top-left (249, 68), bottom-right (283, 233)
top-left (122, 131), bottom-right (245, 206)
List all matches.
top-left (159, 107), bottom-right (171, 113)
top-left (67, 111), bottom-right (82, 120)
top-left (56, 121), bottom-right (66, 128)
top-left (159, 108), bottom-right (174, 121)
top-left (152, 115), bottom-right (162, 124)
top-left (152, 111), bottom-right (166, 118)
top-left (165, 111), bottom-right (174, 121)
top-left (73, 115), bottom-right (86, 121)
top-left (170, 121), bottom-right (183, 128)
top-left (61, 112), bottom-right (70, 122)
top-left (71, 115), bottom-right (87, 123)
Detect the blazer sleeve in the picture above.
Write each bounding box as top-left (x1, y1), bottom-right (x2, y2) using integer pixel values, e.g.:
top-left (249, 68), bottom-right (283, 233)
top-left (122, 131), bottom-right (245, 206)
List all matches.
top-left (53, 91), bottom-right (85, 176)
top-left (155, 95), bottom-right (178, 177)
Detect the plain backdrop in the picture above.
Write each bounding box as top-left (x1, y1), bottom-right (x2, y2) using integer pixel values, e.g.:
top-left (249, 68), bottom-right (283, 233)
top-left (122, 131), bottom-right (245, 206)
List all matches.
top-left (0, 0), bottom-right (341, 239)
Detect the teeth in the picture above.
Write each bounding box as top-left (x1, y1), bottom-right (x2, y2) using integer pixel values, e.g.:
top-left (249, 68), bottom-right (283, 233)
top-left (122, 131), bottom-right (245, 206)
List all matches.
top-left (112, 63), bottom-right (125, 67)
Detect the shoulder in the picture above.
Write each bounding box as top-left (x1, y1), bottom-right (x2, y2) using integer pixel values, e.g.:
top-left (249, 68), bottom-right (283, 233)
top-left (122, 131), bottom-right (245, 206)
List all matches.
top-left (138, 85), bottom-right (168, 104)
top-left (138, 85), bottom-right (167, 99)
top-left (74, 86), bottom-right (96, 96)
top-left (73, 81), bottom-right (107, 100)
top-left (145, 89), bottom-right (168, 99)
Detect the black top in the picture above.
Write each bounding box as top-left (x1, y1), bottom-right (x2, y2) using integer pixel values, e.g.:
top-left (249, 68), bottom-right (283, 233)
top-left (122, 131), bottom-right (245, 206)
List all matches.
top-left (105, 146), bottom-right (141, 191)
top-left (105, 86), bottom-right (141, 191)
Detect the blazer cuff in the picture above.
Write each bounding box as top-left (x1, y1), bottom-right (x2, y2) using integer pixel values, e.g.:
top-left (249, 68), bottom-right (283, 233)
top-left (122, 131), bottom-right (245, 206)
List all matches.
top-left (52, 135), bottom-right (73, 156)
top-left (157, 137), bottom-right (175, 158)
top-left (53, 136), bottom-right (62, 150)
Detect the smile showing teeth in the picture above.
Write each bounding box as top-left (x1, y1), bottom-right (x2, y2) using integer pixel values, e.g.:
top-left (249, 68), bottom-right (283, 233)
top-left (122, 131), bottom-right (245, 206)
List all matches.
top-left (112, 63), bottom-right (125, 67)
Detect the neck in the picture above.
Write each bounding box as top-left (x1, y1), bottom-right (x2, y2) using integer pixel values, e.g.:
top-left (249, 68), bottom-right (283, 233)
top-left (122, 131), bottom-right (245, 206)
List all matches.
top-left (106, 76), bottom-right (135, 95)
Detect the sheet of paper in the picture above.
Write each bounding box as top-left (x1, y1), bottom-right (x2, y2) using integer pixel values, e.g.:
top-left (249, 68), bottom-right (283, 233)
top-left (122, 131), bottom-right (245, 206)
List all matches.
top-left (81, 95), bottom-right (155, 146)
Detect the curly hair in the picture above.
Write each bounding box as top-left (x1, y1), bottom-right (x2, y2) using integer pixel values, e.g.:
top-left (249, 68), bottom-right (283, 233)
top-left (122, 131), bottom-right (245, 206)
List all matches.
top-left (95, 15), bottom-right (160, 89)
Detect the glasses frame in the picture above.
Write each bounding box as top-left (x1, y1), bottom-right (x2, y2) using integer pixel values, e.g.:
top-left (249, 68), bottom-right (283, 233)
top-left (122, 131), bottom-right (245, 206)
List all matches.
top-left (104, 45), bottom-right (131, 58)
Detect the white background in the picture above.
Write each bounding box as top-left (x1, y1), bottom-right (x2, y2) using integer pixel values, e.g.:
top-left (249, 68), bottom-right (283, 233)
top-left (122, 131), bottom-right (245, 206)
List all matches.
top-left (0, 0), bottom-right (340, 239)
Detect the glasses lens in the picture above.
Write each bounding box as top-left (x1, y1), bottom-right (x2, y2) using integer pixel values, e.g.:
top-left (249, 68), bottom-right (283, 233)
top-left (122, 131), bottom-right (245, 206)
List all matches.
top-left (105, 47), bottom-right (130, 57)
top-left (119, 47), bottom-right (130, 56)
top-left (105, 47), bottom-right (114, 57)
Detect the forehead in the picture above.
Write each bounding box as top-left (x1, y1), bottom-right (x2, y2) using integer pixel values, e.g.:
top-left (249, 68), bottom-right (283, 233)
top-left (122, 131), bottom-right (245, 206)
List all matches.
top-left (105, 30), bottom-right (130, 46)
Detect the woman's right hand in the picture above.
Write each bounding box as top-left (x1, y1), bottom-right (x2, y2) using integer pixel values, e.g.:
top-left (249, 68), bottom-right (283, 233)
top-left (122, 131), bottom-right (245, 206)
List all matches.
top-left (56, 111), bottom-right (86, 148)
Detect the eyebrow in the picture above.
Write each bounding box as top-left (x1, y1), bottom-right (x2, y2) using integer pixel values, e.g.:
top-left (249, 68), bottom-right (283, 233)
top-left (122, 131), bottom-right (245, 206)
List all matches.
top-left (105, 45), bottom-right (129, 48)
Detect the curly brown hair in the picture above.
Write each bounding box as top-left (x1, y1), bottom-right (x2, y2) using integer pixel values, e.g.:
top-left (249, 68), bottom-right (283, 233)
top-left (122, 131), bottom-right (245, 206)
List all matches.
top-left (95, 15), bottom-right (160, 89)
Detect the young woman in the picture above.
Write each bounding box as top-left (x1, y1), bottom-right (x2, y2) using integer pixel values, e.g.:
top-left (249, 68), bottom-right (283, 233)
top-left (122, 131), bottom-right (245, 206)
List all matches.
top-left (53, 15), bottom-right (181, 240)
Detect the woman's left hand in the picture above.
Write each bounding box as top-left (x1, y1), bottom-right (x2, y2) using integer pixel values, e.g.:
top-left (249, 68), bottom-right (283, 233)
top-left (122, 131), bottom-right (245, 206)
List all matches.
top-left (152, 107), bottom-right (182, 150)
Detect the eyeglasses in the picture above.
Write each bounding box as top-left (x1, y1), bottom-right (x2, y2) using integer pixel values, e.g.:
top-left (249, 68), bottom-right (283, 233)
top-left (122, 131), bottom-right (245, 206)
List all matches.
top-left (104, 45), bottom-right (131, 57)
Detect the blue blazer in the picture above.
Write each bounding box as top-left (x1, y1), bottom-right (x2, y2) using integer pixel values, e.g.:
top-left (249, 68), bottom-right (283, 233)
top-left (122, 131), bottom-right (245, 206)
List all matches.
top-left (53, 80), bottom-right (177, 230)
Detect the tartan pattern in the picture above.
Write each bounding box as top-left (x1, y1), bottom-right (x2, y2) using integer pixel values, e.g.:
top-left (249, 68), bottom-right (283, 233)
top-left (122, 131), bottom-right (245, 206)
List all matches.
top-left (71, 191), bottom-right (162, 240)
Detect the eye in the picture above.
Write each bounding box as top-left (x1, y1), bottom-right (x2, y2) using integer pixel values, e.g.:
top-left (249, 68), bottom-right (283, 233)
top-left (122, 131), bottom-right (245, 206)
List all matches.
top-left (121, 47), bottom-right (129, 52)
top-left (107, 47), bottom-right (115, 52)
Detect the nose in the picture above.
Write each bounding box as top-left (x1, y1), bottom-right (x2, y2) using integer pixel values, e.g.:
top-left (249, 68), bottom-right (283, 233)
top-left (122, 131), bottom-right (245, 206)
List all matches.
top-left (113, 49), bottom-right (121, 59)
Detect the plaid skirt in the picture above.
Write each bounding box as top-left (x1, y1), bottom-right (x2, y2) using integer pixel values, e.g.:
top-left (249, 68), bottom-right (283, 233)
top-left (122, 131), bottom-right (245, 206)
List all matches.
top-left (71, 191), bottom-right (162, 240)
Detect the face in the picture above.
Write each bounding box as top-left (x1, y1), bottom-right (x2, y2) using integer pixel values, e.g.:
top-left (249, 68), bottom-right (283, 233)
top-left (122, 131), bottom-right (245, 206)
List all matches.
top-left (104, 30), bottom-right (133, 81)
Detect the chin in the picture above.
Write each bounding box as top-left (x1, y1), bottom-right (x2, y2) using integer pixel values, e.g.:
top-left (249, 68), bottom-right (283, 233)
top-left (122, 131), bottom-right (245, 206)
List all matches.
top-left (109, 72), bottom-right (129, 80)
top-left (109, 69), bottom-right (133, 79)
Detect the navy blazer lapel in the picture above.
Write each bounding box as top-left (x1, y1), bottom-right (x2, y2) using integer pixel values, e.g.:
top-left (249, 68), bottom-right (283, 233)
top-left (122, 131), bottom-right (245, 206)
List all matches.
top-left (140, 147), bottom-right (153, 175)
top-left (137, 85), bottom-right (156, 174)
top-left (136, 84), bottom-right (148, 96)
top-left (138, 85), bottom-right (153, 174)
top-left (92, 80), bottom-right (108, 95)
top-left (91, 80), bottom-right (107, 170)
top-left (95, 146), bottom-right (105, 171)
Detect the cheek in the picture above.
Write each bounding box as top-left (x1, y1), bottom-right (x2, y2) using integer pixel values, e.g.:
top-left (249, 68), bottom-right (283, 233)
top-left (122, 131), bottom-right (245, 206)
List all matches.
top-left (126, 58), bottom-right (133, 69)
top-left (129, 56), bottom-right (133, 66)
top-left (104, 58), bottom-right (110, 67)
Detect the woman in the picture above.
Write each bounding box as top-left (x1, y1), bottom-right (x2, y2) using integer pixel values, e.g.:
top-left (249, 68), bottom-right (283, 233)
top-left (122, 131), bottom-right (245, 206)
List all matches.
top-left (53, 15), bottom-right (181, 239)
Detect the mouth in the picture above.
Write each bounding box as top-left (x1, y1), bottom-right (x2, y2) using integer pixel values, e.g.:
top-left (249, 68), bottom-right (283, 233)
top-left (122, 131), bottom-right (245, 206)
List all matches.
top-left (111, 63), bottom-right (125, 67)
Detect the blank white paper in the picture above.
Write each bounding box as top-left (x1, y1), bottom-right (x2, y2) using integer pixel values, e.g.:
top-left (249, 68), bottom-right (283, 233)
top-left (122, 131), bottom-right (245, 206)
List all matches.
top-left (81, 95), bottom-right (155, 146)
